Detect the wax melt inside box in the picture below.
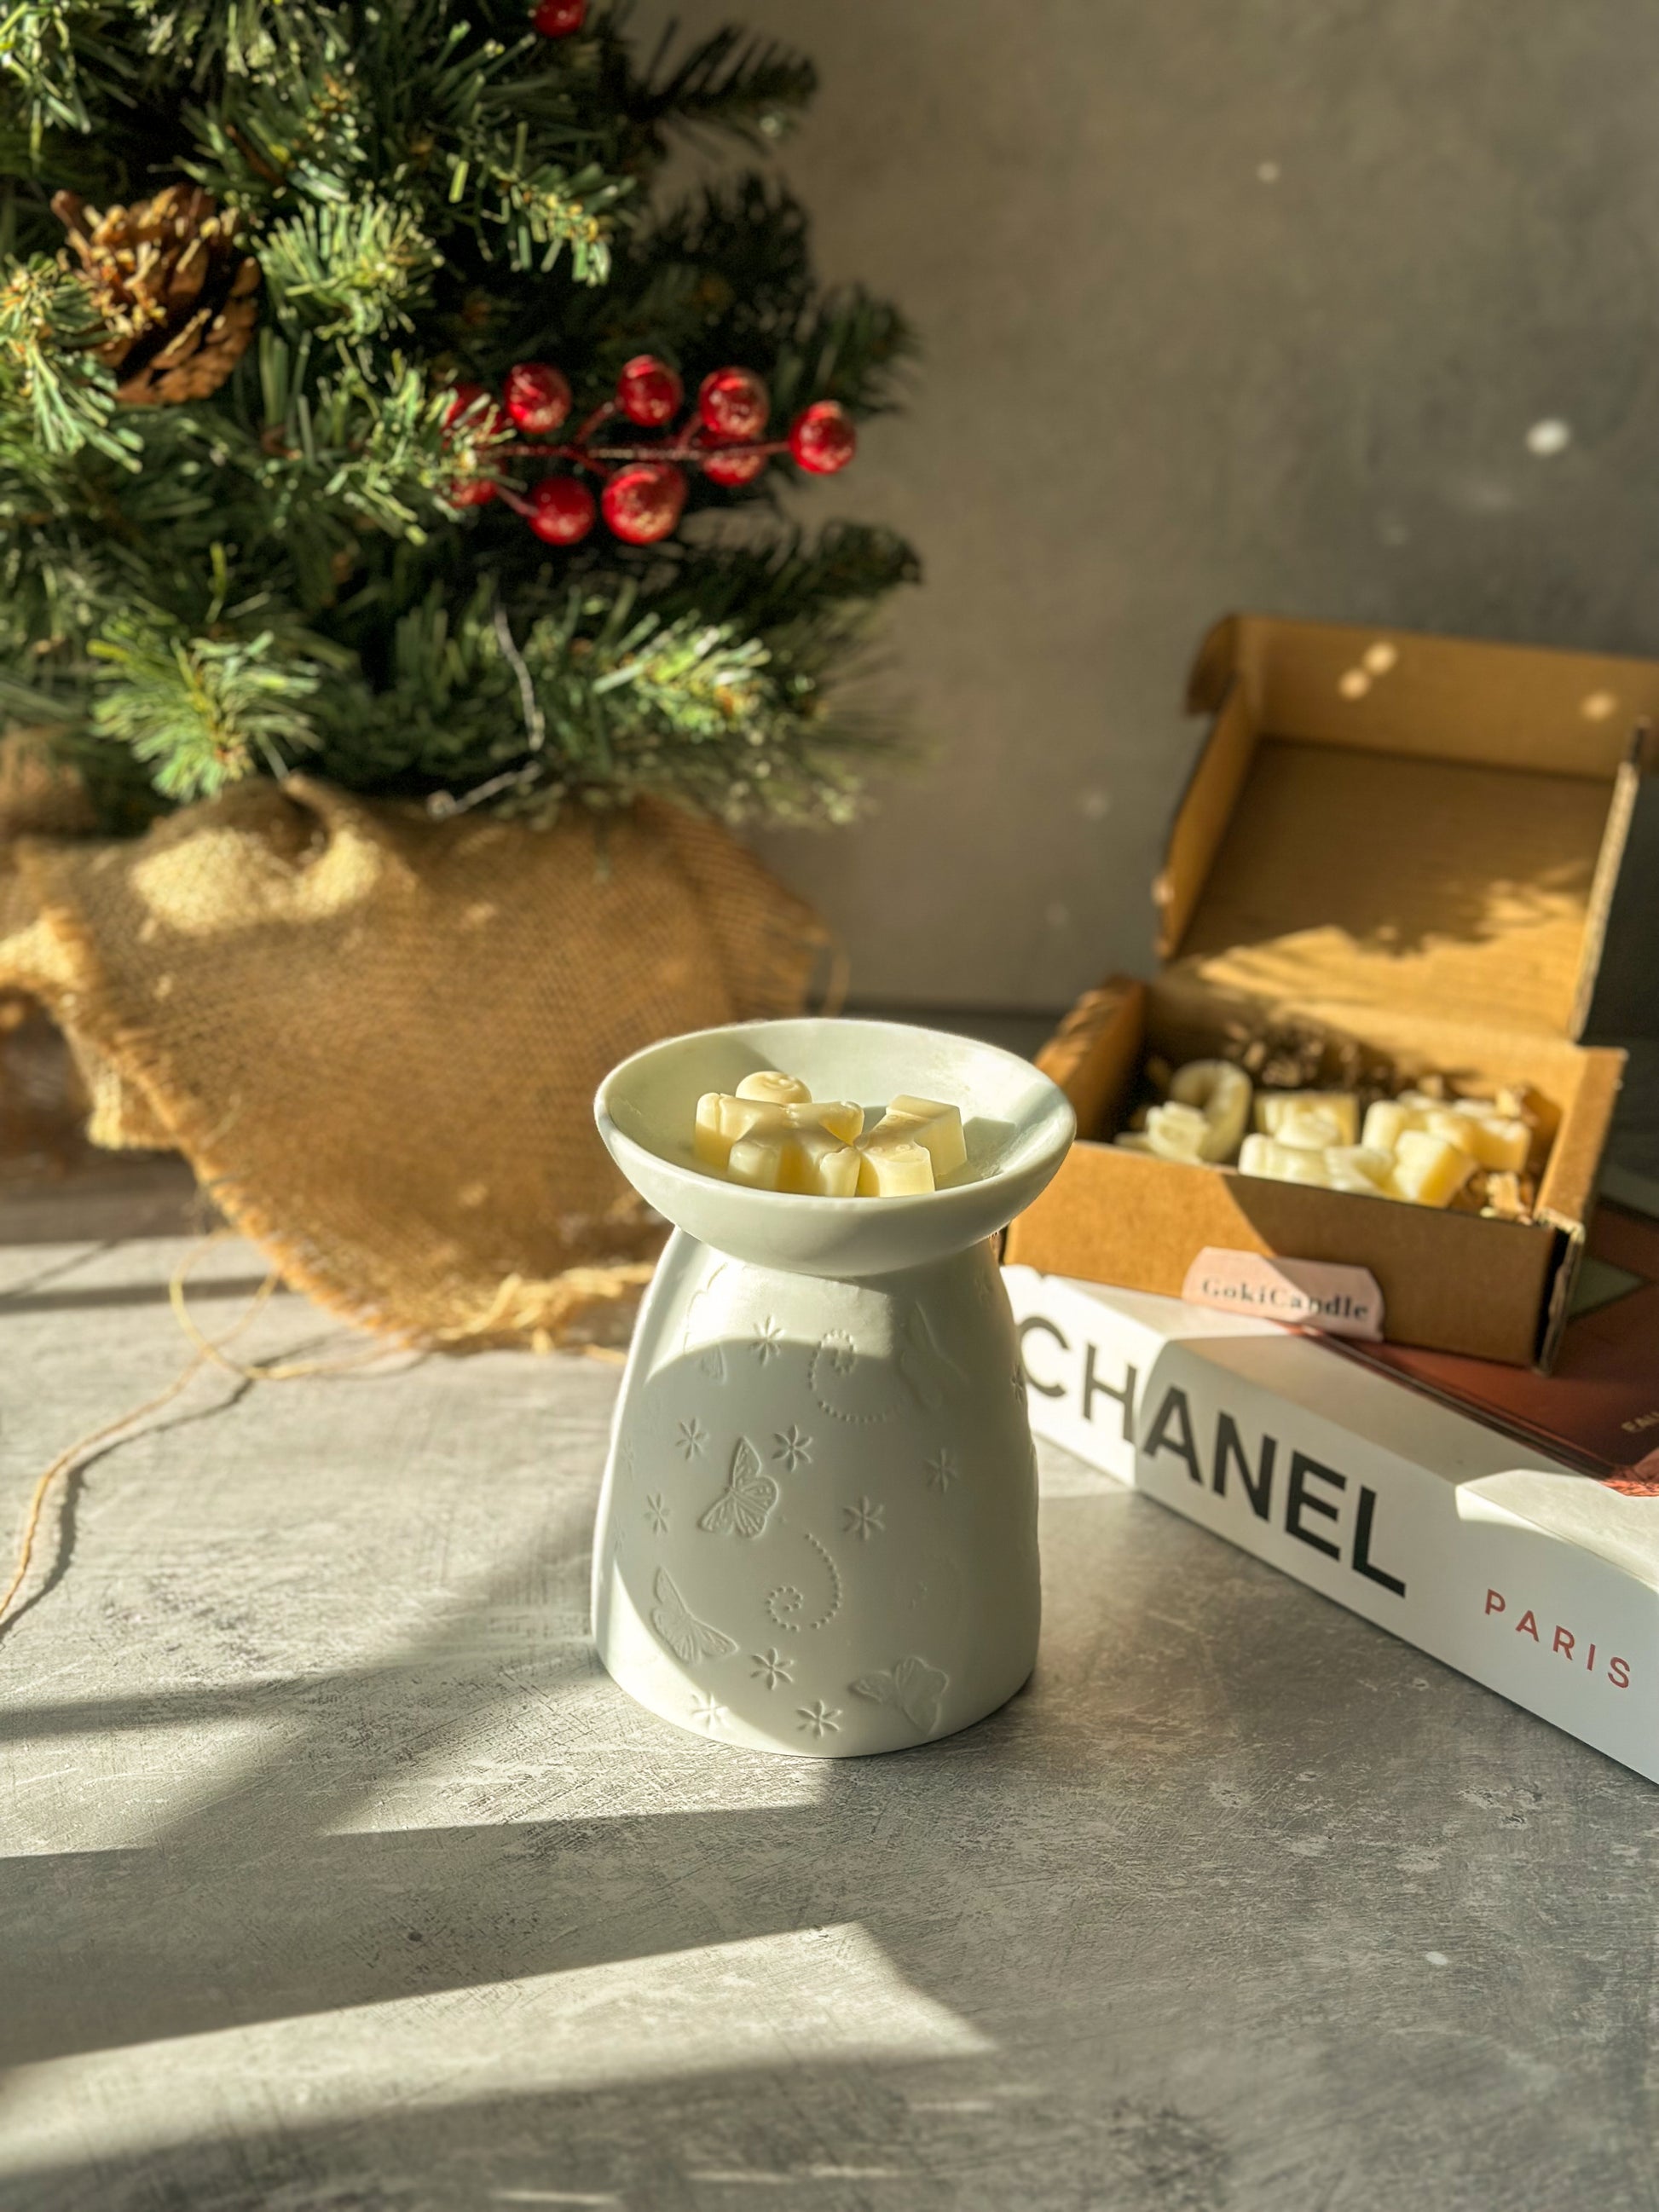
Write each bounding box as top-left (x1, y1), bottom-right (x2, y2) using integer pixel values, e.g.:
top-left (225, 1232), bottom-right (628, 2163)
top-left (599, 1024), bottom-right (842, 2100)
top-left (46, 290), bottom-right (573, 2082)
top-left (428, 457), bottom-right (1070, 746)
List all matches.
top-left (1004, 615), bottom-right (1659, 1367)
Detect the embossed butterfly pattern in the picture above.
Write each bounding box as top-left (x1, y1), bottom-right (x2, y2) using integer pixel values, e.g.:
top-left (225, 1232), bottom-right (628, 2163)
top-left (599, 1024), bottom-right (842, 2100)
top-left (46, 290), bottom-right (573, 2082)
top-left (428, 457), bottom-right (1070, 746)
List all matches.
top-left (851, 1654), bottom-right (949, 1736)
top-left (699, 1437), bottom-right (779, 1539)
top-left (650, 1569), bottom-right (737, 1664)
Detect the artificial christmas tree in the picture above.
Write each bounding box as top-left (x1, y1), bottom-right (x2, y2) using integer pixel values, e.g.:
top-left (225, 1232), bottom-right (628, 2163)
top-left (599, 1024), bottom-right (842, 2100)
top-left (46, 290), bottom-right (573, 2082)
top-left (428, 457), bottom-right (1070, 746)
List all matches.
top-left (0, 1), bottom-right (916, 1344)
top-left (0, 0), bottom-right (915, 825)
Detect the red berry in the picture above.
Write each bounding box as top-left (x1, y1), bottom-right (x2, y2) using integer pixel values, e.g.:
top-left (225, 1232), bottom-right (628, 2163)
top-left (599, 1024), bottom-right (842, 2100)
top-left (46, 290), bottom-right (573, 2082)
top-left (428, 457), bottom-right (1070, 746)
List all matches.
top-left (530, 0), bottom-right (585, 32)
top-left (448, 476), bottom-right (498, 508)
top-left (602, 462), bottom-right (686, 545)
top-left (504, 361), bottom-right (572, 436)
top-left (700, 445), bottom-right (767, 488)
top-left (697, 367), bottom-right (769, 442)
top-left (789, 400), bottom-right (856, 476)
top-left (526, 475), bottom-right (597, 545)
top-left (616, 355), bottom-right (683, 429)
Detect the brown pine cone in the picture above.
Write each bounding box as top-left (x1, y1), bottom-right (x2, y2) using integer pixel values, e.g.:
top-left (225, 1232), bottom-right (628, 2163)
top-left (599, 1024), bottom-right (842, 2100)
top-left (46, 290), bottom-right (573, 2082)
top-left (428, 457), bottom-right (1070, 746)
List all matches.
top-left (53, 182), bottom-right (261, 407)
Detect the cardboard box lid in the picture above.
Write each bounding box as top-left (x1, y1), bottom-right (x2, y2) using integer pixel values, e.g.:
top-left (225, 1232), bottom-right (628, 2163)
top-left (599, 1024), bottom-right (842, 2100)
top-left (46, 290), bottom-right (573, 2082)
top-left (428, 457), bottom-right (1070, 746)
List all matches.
top-left (1156, 615), bottom-right (1659, 1039)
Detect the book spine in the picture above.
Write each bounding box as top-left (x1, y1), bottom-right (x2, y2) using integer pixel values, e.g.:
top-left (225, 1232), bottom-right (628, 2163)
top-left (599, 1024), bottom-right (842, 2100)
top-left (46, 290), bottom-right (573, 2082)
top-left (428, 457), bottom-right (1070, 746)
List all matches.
top-left (1005, 1266), bottom-right (1659, 1785)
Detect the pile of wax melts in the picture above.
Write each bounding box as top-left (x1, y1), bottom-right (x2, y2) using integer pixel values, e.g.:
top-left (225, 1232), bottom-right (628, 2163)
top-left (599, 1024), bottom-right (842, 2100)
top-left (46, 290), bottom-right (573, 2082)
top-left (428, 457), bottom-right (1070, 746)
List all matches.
top-left (694, 1071), bottom-right (967, 1197)
top-left (1116, 1060), bottom-right (1539, 1214)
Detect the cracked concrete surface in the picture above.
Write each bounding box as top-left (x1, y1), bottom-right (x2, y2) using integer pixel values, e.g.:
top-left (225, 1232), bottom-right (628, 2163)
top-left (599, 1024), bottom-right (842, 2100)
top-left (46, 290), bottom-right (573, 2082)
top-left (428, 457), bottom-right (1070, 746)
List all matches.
top-left (3, 1182), bottom-right (1659, 2211)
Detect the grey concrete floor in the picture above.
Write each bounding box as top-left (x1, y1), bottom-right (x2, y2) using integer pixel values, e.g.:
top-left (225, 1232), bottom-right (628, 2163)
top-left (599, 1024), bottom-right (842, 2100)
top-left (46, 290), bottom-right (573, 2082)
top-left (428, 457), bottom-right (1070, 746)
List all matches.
top-left (3, 1164), bottom-right (1659, 2211)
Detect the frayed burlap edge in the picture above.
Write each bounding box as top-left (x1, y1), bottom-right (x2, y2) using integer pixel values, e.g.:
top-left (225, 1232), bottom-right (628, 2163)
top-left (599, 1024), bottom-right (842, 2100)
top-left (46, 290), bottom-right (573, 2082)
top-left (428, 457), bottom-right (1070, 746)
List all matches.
top-left (0, 765), bottom-right (832, 1350)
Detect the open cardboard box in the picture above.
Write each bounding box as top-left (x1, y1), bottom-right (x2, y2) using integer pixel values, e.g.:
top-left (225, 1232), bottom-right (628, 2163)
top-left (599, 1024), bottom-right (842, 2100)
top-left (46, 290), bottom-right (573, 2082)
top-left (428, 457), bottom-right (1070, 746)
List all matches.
top-left (1004, 615), bottom-right (1658, 1366)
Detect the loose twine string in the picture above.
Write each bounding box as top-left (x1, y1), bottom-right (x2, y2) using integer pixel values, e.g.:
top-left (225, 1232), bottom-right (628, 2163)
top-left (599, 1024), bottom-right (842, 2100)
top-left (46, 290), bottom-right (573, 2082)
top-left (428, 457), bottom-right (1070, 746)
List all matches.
top-left (0, 1233), bottom-right (410, 1628)
top-left (0, 1232), bottom-right (649, 1627)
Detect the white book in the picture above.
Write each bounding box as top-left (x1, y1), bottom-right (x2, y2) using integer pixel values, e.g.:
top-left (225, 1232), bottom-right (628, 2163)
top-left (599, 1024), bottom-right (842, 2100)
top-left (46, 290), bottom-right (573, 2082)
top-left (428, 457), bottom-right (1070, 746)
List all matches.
top-left (1006, 1266), bottom-right (1659, 1783)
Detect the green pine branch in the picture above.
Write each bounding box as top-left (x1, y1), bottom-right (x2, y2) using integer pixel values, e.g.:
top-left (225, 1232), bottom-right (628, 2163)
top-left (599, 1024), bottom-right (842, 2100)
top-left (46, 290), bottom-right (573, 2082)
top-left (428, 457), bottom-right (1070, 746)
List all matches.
top-left (0, 251), bottom-right (134, 460)
top-left (0, 0), bottom-right (922, 830)
top-left (0, 0), bottom-right (130, 155)
top-left (636, 23), bottom-right (816, 149)
top-left (134, 0), bottom-right (287, 81)
top-left (652, 522), bottom-right (922, 635)
top-left (159, 334), bottom-right (494, 612)
top-left (303, 570), bottom-right (903, 827)
top-left (262, 197), bottom-right (442, 340)
top-left (182, 12), bottom-right (372, 205)
top-left (87, 601), bottom-right (328, 799)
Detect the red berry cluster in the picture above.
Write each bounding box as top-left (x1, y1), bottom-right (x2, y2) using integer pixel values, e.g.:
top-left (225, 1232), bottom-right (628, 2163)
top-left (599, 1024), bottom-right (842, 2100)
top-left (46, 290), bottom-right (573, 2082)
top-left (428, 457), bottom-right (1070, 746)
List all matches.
top-left (442, 352), bottom-right (858, 546)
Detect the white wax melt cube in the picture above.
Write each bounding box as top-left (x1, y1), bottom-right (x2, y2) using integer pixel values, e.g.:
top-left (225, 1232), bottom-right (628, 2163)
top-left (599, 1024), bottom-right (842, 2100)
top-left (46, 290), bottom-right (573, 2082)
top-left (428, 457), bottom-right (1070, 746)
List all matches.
top-left (695, 1090), bottom-right (749, 1170)
top-left (735, 1069), bottom-right (812, 1106)
top-left (695, 1071), bottom-right (967, 1199)
top-left (1144, 1100), bottom-right (1211, 1163)
top-left (695, 1090), bottom-right (784, 1170)
top-left (1388, 1129), bottom-right (1474, 1208)
top-left (1237, 1137), bottom-right (1395, 1194)
top-left (1237, 1134), bottom-right (1332, 1186)
top-left (725, 1129), bottom-right (788, 1188)
top-left (1271, 1104), bottom-right (1350, 1151)
top-left (868, 1095), bottom-right (968, 1182)
top-left (1362, 1094), bottom-right (1529, 1175)
top-left (1361, 1100), bottom-right (1411, 1156)
top-left (730, 1121), bottom-right (862, 1196)
top-left (1167, 1060), bottom-right (1252, 1160)
top-left (856, 1135), bottom-right (935, 1197)
top-left (1442, 1100), bottom-right (1530, 1172)
top-left (783, 1128), bottom-right (862, 1197)
top-left (803, 1100), bottom-right (864, 1145)
top-left (695, 1090), bottom-right (862, 1173)
top-left (1364, 1096), bottom-right (1467, 1156)
top-left (1255, 1090), bottom-right (1360, 1146)
top-left (1323, 1145), bottom-right (1395, 1194)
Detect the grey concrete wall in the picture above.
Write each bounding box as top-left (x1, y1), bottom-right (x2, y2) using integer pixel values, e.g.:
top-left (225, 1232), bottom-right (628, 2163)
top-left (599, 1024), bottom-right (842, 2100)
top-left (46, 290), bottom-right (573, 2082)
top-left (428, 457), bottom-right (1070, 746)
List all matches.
top-left (638, 0), bottom-right (1659, 1013)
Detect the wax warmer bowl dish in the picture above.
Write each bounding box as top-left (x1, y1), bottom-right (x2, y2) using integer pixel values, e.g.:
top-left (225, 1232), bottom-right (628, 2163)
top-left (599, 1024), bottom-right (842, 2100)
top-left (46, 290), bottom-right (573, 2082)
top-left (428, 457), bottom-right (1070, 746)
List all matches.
top-left (592, 1017), bottom-right (1076, 1757)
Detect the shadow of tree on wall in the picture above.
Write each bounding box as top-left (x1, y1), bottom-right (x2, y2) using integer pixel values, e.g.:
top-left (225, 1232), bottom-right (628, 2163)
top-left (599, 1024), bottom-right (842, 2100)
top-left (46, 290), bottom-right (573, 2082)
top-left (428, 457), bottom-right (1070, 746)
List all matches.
top-left (1177, 740), bottom-right (1608, 973)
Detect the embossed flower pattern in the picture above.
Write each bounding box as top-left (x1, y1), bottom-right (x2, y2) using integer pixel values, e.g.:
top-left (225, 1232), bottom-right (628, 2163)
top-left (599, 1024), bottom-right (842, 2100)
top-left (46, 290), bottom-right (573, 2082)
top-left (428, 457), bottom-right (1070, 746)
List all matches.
top-left (751, 1648), bottom-right (794, 1689)
top-left (752, 1316), bottom-right (785, 1363)
top-left (644, 1492), bottom-right (670, 1533)
top-left (924, 1448), bottom-right (957, 1493)
top-left (797, 1699), bottom-right (841, 1737)
top-left (772, 1424), bottom-right (812, 1472)
top-left (675, 1417), bottom-right (709, 1460)
top-left (689, 1695), bottom-right (728, 1732)
top-left (842, 1495), bottom-right (884, 1541)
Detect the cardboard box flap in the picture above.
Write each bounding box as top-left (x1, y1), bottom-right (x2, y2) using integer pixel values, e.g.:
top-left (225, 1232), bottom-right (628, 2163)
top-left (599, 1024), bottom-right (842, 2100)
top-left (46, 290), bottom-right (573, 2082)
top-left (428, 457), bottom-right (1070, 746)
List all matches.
top-left (1159, 615), bottom-right (1659, 1039)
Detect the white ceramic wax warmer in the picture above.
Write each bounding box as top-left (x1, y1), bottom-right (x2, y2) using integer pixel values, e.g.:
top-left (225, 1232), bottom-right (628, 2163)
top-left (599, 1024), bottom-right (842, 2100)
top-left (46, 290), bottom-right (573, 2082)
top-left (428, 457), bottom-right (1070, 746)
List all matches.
top-left (591, 1018), bottom-right (1075, 1757)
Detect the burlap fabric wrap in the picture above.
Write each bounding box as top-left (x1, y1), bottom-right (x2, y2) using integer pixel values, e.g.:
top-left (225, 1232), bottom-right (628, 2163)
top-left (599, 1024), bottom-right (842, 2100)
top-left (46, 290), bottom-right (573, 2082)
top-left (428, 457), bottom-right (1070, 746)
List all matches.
top-left (0, 742), bottom-right (827, 1345)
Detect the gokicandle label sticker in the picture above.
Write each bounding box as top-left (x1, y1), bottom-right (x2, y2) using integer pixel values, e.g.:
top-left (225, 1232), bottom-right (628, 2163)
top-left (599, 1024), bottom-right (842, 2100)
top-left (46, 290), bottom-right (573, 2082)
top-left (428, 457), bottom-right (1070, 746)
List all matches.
top-left (1181, 1248), bottom-right (1385, 1340)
